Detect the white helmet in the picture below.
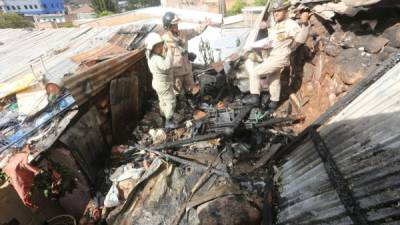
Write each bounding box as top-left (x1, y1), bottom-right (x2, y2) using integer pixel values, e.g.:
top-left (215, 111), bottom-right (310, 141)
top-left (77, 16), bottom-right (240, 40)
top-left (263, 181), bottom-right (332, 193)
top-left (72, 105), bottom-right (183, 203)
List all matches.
top-left (145, 33), bottom-right (163, 51)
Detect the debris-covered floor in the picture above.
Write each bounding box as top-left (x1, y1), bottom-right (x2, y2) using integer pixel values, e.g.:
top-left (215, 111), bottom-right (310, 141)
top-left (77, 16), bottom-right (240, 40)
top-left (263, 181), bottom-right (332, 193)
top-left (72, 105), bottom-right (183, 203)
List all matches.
top-left (84, 83), bottom-right (303, 225)
top-left (80, 3), bottom-right (400, 223)
top-left (1, 1), bottom-right (400, 225)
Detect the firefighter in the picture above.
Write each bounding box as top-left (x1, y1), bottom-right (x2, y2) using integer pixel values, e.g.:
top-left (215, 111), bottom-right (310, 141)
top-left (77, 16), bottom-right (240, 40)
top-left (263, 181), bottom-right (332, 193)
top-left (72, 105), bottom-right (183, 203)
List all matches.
top-left (162, 11), bottom-right (210, 94)
top-left (145, 32), bottom-right (178, 129)
top-left (242, 0), bottom-right (310, 109)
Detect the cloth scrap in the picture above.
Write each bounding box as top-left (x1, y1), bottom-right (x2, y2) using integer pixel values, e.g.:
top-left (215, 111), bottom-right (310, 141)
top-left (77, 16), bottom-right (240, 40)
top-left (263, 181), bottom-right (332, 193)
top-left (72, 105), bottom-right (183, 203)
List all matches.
top-left (4, 148), bottom-right (40, 208)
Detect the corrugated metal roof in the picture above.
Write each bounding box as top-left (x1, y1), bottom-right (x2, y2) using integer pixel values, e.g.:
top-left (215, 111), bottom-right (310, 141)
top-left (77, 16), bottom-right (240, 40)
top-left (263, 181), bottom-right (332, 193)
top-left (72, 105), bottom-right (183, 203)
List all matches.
top-left (0, 27), bottom-right (122, 84)
top-left (276, 57), bottom-right (400, 224)
top-left (0, 18), bottom-right (218, 86)
top-left (63, 48), bottom-right (146, 106)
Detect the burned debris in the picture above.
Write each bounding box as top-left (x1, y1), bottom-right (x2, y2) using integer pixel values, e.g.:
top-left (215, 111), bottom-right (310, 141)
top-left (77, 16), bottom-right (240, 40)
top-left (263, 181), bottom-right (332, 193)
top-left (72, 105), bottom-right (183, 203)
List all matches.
top-left (84, 38), bottom-right (305, 223)
top-left (0, 1), bottom-right (400, 225)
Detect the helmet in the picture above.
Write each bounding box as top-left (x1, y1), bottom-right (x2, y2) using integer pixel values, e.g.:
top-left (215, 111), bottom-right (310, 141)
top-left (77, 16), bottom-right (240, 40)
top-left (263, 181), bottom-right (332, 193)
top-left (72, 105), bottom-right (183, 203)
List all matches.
top-left (271, 0), bottom-right (290, 11)
top-left (163, 12), bottom-right (180, 29)
top-left (145, 33), bottom-right (163, 51)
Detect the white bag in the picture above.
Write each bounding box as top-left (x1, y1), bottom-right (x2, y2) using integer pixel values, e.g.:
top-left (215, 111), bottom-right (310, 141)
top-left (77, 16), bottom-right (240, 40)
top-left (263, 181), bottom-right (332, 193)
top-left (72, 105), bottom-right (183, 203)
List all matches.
top-left (104, 183), bottom-right (120, 208)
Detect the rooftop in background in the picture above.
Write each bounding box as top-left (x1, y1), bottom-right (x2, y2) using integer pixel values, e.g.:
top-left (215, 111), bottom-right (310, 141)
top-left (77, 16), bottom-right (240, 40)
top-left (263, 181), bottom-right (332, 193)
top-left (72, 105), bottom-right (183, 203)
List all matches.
top-left (77, 6), bottom-right (223, 27)
top-left (67, 4), bottom-right (94, 14)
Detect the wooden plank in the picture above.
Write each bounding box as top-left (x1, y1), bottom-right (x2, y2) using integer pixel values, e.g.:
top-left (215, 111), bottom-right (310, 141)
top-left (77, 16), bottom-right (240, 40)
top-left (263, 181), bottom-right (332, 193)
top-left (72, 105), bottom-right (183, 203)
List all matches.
top-left (110, 76), bottom-right (137, 144)
top-left (131, 72), bottom-right (140, 119)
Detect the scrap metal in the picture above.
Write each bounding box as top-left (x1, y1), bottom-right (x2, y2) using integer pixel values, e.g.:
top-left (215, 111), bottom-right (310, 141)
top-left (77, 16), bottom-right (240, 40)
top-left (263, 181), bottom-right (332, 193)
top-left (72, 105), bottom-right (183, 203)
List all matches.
top-left (140, 147), bottom-right (232, 179)
top-left (0, 93), bottom-right (76, 153)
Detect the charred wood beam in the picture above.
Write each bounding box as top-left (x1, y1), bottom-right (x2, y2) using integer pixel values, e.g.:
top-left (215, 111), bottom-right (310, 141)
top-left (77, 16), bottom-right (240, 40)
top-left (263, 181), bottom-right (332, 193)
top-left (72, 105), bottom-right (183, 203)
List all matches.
top-left (269, 52), bottom-right (400, 164)
top-left (213, 115), bottom-right (300, 130)
top-left (127, 24), bottom-right (157, 50)
top-left (142, 148), bottom-right (232, 179)
top-left (253, 117), bottom-right (295, 128)
top-left (171, 149), bottom-right (226, 225)
top-left (148, 132), bottom-right (223, 151)
top-left (309, 127), bottom-right (369, 225)
top-left (262, 178), bottom-right (274, 225)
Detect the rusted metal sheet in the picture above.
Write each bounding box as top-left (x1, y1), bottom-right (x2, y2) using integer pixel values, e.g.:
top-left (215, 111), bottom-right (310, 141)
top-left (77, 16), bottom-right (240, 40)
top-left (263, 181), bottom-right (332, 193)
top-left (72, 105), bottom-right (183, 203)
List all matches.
top-left (63, 47), bottom-right (146, 107)
top-left (70, 43), bottom-right (127, 64)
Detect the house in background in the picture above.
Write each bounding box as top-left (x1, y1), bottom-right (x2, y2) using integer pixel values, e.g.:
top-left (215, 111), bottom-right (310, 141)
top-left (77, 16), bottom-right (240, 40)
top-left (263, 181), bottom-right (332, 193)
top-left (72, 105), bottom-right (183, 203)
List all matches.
top-left (65, 4), bottom-right (96, 21)
top-left (159, 0), bottom-right (258, 14)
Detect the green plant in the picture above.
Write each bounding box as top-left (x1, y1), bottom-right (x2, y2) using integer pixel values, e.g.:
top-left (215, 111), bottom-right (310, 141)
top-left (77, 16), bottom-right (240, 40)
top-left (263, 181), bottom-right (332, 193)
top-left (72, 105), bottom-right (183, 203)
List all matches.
top-left (97, 10), bottom-right (114, 17)
top-left (0, 169), bottom-right (8, 185)
top-left (0, 13), bottom-right (34, 28)
top-left (90, 0), bottom-right (116, 14)
top-left (226, 0), bottom-right (246, 16)
top-left (127, 0), bottom-right (160, 11)
top-left (62, 21), bottom-right (74, 27)
top-left (31, 161), bottom-right (76, 199)
top-left (254, 0), bottom-right (268, 6)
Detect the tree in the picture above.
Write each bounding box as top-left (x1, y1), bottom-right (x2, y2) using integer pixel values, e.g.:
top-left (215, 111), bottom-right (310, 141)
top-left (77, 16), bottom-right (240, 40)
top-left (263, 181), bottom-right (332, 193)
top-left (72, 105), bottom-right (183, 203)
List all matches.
top-left (0, 13), bottom-right (34, 29)
top-left (226, 0), bottom-right (246, 16)
top-left (127, 0), bottom-right (160, 11)
top-left (90, 0), bottom-right (116, 14)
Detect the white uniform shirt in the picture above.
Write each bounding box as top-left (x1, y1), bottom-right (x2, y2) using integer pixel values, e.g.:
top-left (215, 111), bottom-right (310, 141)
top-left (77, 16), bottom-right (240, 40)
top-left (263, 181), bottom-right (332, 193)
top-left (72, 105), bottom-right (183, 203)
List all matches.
top-left (147, 48), bottom-right (174, 83)
top-left (247, 17), bottom-right (309, 64)
top-left (268, 18), bottom-right (301, 59)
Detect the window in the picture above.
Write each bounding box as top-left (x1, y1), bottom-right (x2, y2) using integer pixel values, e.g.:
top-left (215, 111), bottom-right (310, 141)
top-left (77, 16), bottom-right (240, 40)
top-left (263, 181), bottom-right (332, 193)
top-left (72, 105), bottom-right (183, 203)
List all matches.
top-left (17, 6), bottom-right (21, 9)
top-left (34, 4), bottom-right (38, 9)
top-left (24, 5), bottom-right (28, 9)
top-left (6, 6), bottom-right (10, 10)
top-left (11, 6), bottom-right (16, 10)
top-left (43, 4), bottom-right (47, 8)
top-left (0, 6), bottom-right (2, 10)
top-left (29, 5), bottom-right (33, 9)
top-left (51, 4), bottom-right (54, 8)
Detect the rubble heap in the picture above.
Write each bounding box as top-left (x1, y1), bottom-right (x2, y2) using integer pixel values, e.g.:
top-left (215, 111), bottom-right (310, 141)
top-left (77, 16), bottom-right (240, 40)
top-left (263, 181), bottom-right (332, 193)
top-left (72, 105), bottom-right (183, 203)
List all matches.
top-left (82, 81), bottom-right (304, 225)
top-left (74, 2), bottom-right (400, 224)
